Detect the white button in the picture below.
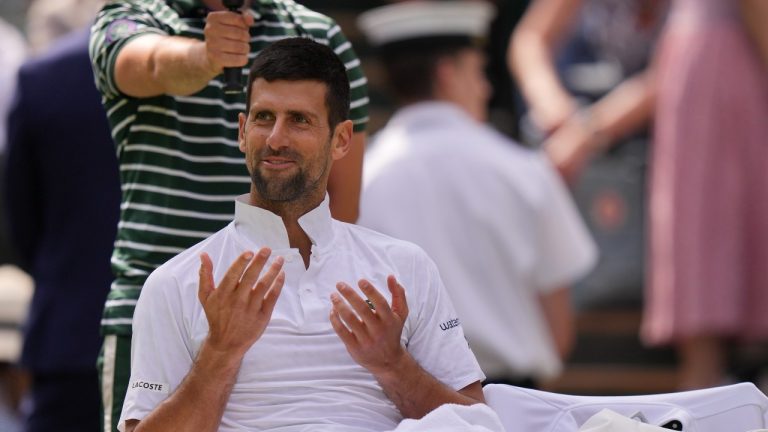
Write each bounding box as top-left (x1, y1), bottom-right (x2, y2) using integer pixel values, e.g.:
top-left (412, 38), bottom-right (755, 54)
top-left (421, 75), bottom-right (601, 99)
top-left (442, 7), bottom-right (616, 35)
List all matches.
top-left (285, 255), bottom-right (294, 263)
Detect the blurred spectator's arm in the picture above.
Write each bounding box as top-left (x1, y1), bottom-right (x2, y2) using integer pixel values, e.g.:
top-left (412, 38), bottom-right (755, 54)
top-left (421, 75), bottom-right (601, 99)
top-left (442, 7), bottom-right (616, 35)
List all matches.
top-left (740, 0), bottom-right (768, 70)
top-left (508, 0), bottom-right (583, 134)
top-left (510, 0), bottom-right (657, 183)
top-left (327, 131), bottom-right (364, 223)
top-left (544, 69), bottom-right (656, 183)
top-left (3, 70), bottom-right (41, 271)
top-left (538, 286), bottom-right (575, 360)
top-left (531, 152), bottom-right (597, 361)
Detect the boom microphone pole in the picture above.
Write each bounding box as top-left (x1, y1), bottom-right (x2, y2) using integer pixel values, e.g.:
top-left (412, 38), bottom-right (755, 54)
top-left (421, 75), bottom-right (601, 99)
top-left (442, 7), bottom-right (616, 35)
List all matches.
top-left (222, 0), bottom-right (245, 94)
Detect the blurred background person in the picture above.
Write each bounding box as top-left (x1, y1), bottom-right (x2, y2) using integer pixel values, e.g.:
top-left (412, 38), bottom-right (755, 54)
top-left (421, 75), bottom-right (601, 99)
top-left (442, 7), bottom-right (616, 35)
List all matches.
top-left (0, 17), bottom-right (27, 159)
top-left (509, 0), bottom-right (666, 181)
top-left (0, 16), bottom-right (27, 267)
top-left (3, 0), bottom-right (121, 430)
top-left (642, 0), bottom-right (768, 390)
top-left (482, 0), bottom-right (531, 139)
top-left (24, 0), bottom-right (103, 55)
top-left (0, 266), bottom-right (32, 432)
top-left (509, 0), bottom-right (668, 357)
top-left (358, 0), bottom-right (597, 388)
top-left (512, 0), bottom-right (768, 390)
top-left (0, 12), bottom-right (29, 432)
top-left (509, 0), bottom-right (668, 316)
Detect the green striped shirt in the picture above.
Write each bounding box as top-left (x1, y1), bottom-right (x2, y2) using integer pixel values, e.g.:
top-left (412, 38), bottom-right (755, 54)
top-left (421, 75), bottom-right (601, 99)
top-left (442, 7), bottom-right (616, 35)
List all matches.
top-left (89, 0), bottom-right (369, 335)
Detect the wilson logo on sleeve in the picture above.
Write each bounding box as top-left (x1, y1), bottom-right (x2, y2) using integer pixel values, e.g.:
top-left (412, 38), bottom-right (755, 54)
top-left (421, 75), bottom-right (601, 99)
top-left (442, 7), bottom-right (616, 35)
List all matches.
top-left (439, 318), bottom-right (461, 331)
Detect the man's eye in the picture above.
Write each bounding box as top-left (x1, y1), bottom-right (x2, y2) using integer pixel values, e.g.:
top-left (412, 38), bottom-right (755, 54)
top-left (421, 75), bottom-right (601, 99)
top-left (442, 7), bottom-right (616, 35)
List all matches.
top-left (293, 114), bottom-right (309, 124)
top-left (254, 112), bottom-right (273, 121)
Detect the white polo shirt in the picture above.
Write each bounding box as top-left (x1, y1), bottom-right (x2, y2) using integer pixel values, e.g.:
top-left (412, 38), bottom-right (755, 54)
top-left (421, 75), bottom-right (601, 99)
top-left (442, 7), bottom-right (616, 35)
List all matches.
top-left (360, 102), bottom-right (597, 380)
top-left (120, 195), bottom-right (484, 431)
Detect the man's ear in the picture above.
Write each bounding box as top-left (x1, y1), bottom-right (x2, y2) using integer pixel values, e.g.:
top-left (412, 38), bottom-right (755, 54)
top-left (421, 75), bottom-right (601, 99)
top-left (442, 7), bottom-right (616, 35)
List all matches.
top-left (238, 112), bottom-right (247, 153)
top-left (331, 120), bottom-right (354, 161)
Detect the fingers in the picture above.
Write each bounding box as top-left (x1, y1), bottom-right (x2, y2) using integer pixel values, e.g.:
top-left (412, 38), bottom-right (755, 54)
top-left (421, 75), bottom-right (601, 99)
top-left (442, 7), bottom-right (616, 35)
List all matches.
top-left (329, 307), bottom-right (356, 346)
top-left (387, 275), bottom-right (409, 320)
top-left (259, 269), bottom-right (285, 318)
top-left (246, 254), bottom-right (284, 307)
top-left (330, 288), bottom-right (369, 341)
top-left (211, 35), bottom-right (251, 54)
top-left (208, 23), bottom-right (250, 44)
top-left (238, 248), bottom-right (272, 295)
top-left (204, 39), bottom-right (250, 68)
top-left (337, 282), bottom-right (378, 322)
top-left (241, 10), bottom-right (255, 27)
top-left (207, 10), bottom-right (253, 31)
top-left (330, 279), bottom-right (408, 373)
top-left (204, 11), bottom-right (252, 68)
top-left (218, 250), bottom-right (255, 293)
top-left (198, 252), bottom-right (215, 304)
top-left (207, 248), bottom-right (284, 304)
top-left (358, 279), bottom-right (390, 316)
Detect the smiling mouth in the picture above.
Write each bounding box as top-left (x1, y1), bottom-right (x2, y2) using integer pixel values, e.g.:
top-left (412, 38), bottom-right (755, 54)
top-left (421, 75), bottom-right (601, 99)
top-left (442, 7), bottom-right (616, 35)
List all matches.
top-left (261, 159), bottom-right (295, 169)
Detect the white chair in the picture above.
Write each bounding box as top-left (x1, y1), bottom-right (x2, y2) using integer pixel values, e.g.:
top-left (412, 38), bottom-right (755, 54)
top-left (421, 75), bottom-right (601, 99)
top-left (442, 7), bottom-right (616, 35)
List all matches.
top-left (483, 382), bottom-right (768, 432)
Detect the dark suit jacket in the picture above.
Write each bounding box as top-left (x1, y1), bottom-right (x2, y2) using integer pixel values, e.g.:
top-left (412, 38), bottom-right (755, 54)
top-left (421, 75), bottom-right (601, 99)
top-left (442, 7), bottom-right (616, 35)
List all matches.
top-left (3, 29), bottom-right (120, 372)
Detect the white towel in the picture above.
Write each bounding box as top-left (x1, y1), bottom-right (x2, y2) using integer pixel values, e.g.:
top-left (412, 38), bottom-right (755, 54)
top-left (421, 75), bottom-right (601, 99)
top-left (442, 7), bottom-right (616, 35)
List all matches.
top-left (389, 403), bottom-right (505, 432)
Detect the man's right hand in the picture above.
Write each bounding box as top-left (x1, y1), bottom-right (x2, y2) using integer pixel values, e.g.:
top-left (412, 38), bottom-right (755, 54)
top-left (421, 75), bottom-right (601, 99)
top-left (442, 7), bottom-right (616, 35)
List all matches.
top-left (198, 249), bottom-right (285, 357)
top-left (202, 10), bottom-right (254, 75)
top-left (127, 249), bottom-right (283, 432)
top-left (114, 9), bottom-right (253, 97)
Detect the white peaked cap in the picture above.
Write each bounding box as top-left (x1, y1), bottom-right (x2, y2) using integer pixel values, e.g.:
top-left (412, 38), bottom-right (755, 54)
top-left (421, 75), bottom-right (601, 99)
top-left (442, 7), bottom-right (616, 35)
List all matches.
top-left (358, 1), bottom-right (496, 47)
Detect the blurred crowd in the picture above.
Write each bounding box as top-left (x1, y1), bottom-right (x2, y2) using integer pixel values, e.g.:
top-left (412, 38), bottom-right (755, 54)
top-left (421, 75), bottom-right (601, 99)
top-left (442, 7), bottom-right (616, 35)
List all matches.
top-left (0, 0), bottom-right (766, 431)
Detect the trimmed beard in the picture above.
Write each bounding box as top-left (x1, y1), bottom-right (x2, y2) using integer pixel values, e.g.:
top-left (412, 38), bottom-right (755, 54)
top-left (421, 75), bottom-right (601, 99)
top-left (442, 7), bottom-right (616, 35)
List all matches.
top-left (251, 140), bottom-right (331, 202)
top-left (252, 165), bottom-right (309, 202)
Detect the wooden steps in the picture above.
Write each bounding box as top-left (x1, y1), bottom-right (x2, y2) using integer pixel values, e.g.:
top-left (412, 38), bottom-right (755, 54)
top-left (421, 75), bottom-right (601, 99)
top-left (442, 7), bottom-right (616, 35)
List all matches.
top-left (541, 308), bottom-right (680, 395)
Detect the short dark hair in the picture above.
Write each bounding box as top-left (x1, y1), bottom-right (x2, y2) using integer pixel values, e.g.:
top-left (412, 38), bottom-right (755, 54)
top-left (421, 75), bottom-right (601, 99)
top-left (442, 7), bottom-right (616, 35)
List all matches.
top-left (380, 38), bottom-right (470, 103)
top-left (246, 37), bottom-right (350, 130)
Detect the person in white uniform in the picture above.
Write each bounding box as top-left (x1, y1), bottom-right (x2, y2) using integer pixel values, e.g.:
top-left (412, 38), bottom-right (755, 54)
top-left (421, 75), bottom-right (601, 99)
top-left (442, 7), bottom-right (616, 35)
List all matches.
top-left (358, 1), bottom-right (597, 387)
top-left (119, 37), bottom-right (486, 432)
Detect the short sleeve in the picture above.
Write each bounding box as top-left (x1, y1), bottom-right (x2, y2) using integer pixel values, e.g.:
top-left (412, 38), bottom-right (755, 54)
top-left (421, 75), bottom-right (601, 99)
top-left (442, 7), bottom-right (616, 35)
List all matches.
top-left (404, 252), bottom-right (485, 390)
top-left (325, 20), bottom-right (369, 133)
top-left (530, 152), bottom-right (598, 291)
top-left (89, 1), bottom-right (169, 99)
top-left (119, 266), bottom-right (195, 430)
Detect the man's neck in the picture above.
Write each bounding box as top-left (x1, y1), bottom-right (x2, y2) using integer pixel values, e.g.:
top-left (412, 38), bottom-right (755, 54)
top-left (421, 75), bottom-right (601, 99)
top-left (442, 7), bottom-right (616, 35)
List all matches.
top-left (250, 191), bottom-right (325, 268)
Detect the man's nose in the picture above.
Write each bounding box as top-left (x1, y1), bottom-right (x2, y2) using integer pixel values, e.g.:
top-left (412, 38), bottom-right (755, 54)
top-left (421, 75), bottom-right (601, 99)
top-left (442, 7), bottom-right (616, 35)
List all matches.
top-left (265, 118), bottom-right (289, 150)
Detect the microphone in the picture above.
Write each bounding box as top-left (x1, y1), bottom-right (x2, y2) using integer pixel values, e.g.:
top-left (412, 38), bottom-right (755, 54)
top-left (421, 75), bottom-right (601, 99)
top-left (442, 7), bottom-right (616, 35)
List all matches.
top-left (222, 0), bottom-right (245, 94)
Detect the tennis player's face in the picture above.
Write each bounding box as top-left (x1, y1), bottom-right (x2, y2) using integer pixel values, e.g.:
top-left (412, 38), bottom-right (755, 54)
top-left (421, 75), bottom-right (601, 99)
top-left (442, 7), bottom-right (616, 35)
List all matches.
top-left (239, 79), bottom-right (343, 204)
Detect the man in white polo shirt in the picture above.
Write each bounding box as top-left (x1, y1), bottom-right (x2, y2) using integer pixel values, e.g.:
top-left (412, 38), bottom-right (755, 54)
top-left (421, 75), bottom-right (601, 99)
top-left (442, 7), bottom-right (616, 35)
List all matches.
top-left (358, 1), bottom-right (597, 387)
top-left (118, 37), bottom-right (486, 432)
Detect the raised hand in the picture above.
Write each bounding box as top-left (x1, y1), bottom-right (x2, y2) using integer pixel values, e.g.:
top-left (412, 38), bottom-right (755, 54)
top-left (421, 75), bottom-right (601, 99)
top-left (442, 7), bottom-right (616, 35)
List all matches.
top-left (198, 248), bottom-right (285, 357)
top-left (329, 275), bottom-right (409, 376)
top-left (202, 10), bottom-right (254, 74)
top-left (544, 112), bottom-right (599, 184)
top-left (529, 97), bottom-right (579, 137)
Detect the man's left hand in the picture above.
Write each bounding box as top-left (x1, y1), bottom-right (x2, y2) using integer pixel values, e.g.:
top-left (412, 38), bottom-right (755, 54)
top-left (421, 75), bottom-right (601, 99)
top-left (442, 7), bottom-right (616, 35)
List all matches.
top-left (329, 275), bottom-right (409, 376)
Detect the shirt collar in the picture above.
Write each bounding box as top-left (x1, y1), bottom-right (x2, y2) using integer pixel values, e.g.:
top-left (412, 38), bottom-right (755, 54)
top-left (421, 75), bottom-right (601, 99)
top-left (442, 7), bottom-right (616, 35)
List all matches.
top-left (233, 194), bottom-right (335, 251)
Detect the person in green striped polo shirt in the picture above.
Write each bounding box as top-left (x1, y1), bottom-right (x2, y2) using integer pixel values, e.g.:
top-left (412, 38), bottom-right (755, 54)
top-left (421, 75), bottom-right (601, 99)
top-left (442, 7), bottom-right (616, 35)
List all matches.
top-left (89, 1), bottom-right (368, 430)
